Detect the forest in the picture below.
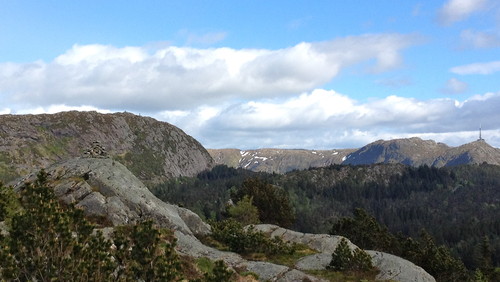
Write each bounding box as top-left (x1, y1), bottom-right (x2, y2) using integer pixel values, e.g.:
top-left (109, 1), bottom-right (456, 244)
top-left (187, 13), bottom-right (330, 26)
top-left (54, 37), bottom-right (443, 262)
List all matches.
top-left (151, 163), bottom-right (500, 277)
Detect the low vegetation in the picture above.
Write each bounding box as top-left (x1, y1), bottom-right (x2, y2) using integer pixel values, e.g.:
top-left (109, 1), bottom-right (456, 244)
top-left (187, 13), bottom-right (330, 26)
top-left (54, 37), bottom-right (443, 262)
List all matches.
top-left (0, 171), bottom-right (233, 281)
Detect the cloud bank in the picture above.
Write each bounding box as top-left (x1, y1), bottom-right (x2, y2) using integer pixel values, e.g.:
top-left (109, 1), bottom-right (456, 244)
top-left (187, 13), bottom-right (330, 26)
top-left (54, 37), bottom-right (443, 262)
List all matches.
top-left (438, 0), bottom-right (488, 25)
top-left (158, 90), bottom-right (500, 149)
top-left (0, 33), bottom-right (419, 112)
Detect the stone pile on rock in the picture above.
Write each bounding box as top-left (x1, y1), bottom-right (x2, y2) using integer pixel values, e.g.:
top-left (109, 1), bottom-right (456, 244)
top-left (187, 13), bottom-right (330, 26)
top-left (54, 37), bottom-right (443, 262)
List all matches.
top-left (83, 141), bottom-right (108, 158)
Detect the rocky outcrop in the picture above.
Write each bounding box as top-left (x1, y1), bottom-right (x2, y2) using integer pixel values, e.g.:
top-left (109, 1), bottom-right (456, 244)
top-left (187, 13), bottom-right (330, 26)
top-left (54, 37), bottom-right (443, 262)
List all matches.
top-left (14, 157), bottom-right (211, 237)
top-left (253, 224), bottom-right (436, 282)
top-left (368, 251), bottom-right (436, 282)
top-left (13, 157), bottom-right (323, 281)
top-left (0, 111), bottom-right (214, 184)
top-left (253, 224), bottom-right (357, 253)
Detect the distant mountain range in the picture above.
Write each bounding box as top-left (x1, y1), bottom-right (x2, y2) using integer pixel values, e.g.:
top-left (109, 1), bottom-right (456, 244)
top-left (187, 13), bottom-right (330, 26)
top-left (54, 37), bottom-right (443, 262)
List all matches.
top-left (208, 137), bottom-right (500, 173)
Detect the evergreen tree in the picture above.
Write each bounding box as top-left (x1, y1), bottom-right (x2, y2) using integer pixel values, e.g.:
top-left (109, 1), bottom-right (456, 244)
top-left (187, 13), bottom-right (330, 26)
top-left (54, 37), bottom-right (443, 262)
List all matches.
top-left (233, 178), bottom-right (295, 228)
top-left (227, 195), bottom-right (260, 226)
top-left (0, 170), bottom-right (184, 281)
top-left (113, 220), bottom-right (182, 281)
top-left (0, 170), bottom-right (115, 281)
top-left (328, 238), bottom-right (375, 273)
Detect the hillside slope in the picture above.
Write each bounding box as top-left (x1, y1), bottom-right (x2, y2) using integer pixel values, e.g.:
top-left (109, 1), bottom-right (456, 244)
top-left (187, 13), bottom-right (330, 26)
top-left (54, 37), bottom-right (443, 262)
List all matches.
top-left (208, 148), bottom-right (355, 174)
top-left (0, 111), bottom-right (214, 184)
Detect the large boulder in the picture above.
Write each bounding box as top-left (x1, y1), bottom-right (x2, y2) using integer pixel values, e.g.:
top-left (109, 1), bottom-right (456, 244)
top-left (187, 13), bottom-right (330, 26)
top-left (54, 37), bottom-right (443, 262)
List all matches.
top-left (367, 251), bottom-right (436, 282)
top-left (14, 157), bottom-right (211, 237)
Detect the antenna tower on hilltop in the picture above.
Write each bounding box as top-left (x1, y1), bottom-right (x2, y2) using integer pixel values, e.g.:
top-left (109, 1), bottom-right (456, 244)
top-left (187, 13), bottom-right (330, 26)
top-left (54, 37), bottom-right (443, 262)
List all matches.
top-left (478, 124), bottom-right (484, 141)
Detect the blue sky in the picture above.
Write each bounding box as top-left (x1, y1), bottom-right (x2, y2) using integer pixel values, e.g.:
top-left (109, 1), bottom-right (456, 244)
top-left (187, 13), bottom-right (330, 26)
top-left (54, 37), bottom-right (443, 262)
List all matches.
top-left (1, 0), bottom-right (500, 149)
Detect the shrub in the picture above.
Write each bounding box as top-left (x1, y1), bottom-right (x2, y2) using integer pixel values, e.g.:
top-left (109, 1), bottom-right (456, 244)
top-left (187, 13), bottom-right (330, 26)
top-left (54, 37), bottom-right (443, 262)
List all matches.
top-left (0, 170), bottom-right (183, 281)
top-left (328, 238), bottom-right (375, 273)
top-left (209, 219), bottom-right (295, 255)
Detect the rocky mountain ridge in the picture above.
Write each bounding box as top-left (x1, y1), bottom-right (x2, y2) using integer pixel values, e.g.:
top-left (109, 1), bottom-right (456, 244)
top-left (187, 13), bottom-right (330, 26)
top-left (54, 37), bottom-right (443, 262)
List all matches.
top-left (0, 111), bottom-right (214, 185)
top-left (209, 137), bottom-right (500, 173)
top-left (208, 148), bottom-right (356, 174)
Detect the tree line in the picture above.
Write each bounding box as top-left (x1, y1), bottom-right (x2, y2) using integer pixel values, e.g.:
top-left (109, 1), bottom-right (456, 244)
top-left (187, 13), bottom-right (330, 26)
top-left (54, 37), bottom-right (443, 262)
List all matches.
top-left (151, 163), bottom-right (500, 276)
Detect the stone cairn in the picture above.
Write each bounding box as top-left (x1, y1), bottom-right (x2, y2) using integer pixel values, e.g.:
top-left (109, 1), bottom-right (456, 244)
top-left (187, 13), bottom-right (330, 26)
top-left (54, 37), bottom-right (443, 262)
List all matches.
top-left (83, 141), bottom-right (108, 158)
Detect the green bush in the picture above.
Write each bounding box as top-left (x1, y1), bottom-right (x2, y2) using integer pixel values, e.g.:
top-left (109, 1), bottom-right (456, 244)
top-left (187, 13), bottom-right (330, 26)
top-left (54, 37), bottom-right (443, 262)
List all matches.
top-left (209, 219), bottom-right (295, 255)
top-left (227, 195), bottom-right (260, 226)
top-left (328, 238), bottom-right (375, 273)
top-left (203, 260), bottom-right (234, 282)
top-left (0, 170), bottom-right (183, 281)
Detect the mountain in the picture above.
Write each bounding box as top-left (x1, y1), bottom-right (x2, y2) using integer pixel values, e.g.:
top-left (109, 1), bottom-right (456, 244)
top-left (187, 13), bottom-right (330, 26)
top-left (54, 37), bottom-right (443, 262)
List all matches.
top-left (0, 111), bottom-right (214, 185)
top-left (208, 148), bottom-right (356, 174)
top-left (209, 137), bottom-right (500, 173)
top-left (344, 137), bottom-right (500, 167)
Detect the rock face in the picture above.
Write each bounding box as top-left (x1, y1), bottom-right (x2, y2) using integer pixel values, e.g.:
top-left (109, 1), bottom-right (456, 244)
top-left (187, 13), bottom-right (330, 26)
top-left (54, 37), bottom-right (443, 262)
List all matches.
top-left (208, 148), bottom-right (355, 174)
top-left (0, 111), bottom-right (214, 184)
top-left (14, 157), bottom-right (211, 237)
top-left (210, 137), bottom-right (500, 173)
top-left (367, 251), bottom-right (436, 282)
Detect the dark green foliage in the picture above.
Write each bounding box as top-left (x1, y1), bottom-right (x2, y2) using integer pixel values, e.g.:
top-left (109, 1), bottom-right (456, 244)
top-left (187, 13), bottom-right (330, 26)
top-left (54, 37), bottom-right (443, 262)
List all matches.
top-left (209, 219), bottom-right (295, 255)
top-left (232, 178), bottom-right (295, 228)
top-left (328, 238), bottom-right (375, 273)
top-left (203, 260), bottom-right (234, 282)
top-left (0, 170), bottom-right (116, 281)
top-left (227, 195), bottom-right (260, 225)
top-left (151, 163), bottom-right (500, 272)
top-left (113, 220), bottom-right (182, 281)
top-left (151, 165), bottom-right (258, 221)
top-left (331, 209), bottom-right (469, 282)
top-left (330, 208), bottom-right (397, 251)
top-left (406, 230), bottom-right (469, 282)
top-left (328, 238), bottom-right (353, 271)
top-left (0, 183), bottom-right (20, 222)
top-left (0, 170), bottom-right (183, 281)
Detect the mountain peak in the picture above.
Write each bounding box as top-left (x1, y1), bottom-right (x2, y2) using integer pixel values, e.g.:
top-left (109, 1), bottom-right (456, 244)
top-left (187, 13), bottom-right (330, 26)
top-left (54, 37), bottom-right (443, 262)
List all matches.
top-left (0, 111), bottom-right (214, 184)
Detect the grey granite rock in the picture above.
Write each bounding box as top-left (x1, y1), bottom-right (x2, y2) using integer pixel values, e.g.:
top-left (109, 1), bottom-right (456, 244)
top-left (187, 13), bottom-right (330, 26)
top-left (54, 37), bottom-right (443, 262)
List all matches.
top-left (367, 250), bottom-right (436, 282)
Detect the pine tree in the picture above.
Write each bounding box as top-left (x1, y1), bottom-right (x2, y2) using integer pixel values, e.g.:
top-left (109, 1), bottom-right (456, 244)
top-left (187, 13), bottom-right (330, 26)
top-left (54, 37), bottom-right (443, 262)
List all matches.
top-left (0, 170), bottom-right (115, 281)
top-left (328, 238), bottom-right (353, 271)
top-left (228, 195), bottom-right (260, 226)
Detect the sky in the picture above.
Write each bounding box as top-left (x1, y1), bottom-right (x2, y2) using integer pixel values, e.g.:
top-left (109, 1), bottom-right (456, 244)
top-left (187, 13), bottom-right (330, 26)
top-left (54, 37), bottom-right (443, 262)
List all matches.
top-left (1, 0), bottom-right (500, 149)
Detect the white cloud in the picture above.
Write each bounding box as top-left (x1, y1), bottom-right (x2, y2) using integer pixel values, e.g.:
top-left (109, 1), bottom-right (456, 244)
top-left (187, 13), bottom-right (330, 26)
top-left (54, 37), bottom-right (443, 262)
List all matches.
top-left (155, 89), bottom-right (500, 149)
top-left (0, 33), bottom-right (419, 112)
top-left (438, 0), bottom-right (488, 25)
top-left (451, 61), bottom-right (500, 74)
top-left (441, 78), bottom-right (468, 94)
top-left (460, 29), bottom-right (500, 48)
